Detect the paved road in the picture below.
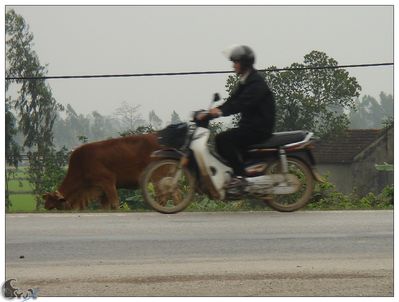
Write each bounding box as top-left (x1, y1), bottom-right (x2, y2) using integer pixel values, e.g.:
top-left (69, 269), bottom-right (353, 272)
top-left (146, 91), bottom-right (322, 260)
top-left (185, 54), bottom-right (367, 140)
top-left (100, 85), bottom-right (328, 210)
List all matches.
top-left (5, 211), bottom-right (393, 297)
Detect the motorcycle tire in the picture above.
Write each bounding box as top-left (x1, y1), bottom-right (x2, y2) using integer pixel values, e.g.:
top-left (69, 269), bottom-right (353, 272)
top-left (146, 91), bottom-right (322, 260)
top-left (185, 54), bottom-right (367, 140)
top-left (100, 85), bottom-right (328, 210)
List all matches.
top-left (264, 157), bottom-right (314, 212)
top-left (140, 159), bottom-right (196, 214)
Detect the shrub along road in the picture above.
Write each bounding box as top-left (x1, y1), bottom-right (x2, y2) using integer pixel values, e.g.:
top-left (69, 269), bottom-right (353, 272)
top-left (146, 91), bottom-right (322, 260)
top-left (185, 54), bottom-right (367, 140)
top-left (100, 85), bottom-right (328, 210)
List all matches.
top-left (5, 211), bottom-right (393, 296)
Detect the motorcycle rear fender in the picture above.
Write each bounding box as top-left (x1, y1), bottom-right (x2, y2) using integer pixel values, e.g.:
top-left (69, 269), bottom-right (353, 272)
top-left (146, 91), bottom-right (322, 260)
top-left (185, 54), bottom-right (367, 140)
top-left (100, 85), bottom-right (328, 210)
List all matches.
top-left (151, 149), bottom-right (184, 160)
top-left (286, 150), bottom-right (324, 183)
top-left (287, 149), bottom-right (315, 166)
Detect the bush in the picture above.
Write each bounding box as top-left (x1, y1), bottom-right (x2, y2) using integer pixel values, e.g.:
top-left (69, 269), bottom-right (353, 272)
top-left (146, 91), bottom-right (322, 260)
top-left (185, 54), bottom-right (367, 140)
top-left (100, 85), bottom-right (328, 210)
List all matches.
top-left (116, 178), bottom-right (393, 212)
top-left (187, 194), bottom-right (266, 212)
top-left (307, 176), bottom-right (393, 210)
top-left (118, 189), bottom-right (151, 211)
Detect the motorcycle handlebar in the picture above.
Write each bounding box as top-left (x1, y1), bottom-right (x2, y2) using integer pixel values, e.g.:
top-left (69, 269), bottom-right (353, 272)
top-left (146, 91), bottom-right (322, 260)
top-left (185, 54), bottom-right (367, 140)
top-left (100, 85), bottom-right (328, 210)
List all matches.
top-left (191, 110), bottom-right (213, 128)
top-left (191, 93), bottom-right (221, 126)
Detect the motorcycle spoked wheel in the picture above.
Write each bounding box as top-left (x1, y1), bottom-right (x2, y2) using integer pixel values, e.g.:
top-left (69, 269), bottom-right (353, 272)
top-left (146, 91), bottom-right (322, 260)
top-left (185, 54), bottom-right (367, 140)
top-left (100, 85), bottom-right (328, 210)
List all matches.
top-left (263, 157), bottom-right (314, 212)
top-left (140, 159), bottom-right (196, 214)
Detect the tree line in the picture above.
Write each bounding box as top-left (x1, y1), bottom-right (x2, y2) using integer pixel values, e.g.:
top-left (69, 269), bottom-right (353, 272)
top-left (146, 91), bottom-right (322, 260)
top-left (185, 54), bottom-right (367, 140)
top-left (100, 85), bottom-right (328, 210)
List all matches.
top-left (51, 103), bottom-right (182, 150)
top-left (5, 9), bottom-right (393, 210)
top-left (49, 91), bottom-right (393, 151)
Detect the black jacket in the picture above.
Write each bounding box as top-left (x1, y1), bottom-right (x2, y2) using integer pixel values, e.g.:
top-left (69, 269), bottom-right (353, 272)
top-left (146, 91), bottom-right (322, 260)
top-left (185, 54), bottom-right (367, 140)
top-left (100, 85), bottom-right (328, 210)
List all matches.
top-left (218, 70), bottom-right (275, 136)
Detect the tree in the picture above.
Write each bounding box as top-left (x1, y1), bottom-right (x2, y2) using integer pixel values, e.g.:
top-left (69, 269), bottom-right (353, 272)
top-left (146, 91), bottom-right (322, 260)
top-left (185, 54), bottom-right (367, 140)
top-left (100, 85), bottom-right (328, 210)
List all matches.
top-left (6, 9), bottom-right (65, 209)
top-left (91, 111), bottom-right (108, 140)
top-left (90, 110), bottom-right (121, 141)
top-left (149, 110), bottom-right (163, 130)
top-left (114, 101), bottom-right (145, 131)
top-left (225, 50), bottom-right (361, 138)
top-left (119, 125), bottom-right (155, 136)
top-left (349, 93), bottom-right (393, 129)
top-left (53, 104), bottom-right (86, 149)
top-left (349, 97), bottom-right (369, 129)
top-left (67, 105), bottom-right (91, 145)
top-left (5, 98), bottom-right (22, 210)
top-left (5, 99), bottom-right (21, 167)
top-left (6, 10), bottom-right (63, 148)
top-left (379, 92), bottom-right (394, 118)
top-left (53, 104), bottom-right (128, 149)
top-left (26, 147), bottom-right (70, 198)
top-left (170, 110), bottom-right (182, 124)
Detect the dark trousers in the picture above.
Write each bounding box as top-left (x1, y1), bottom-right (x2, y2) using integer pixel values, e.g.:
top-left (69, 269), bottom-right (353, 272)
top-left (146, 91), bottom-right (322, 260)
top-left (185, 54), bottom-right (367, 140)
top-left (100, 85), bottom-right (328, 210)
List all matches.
top-left (215, 128), bottom-right (270, 176)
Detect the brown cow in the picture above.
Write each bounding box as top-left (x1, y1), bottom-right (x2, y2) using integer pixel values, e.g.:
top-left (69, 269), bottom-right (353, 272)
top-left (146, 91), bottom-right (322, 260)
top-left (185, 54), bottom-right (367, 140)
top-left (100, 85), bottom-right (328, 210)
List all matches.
top-left (43, 133), bottom-right (160, 210)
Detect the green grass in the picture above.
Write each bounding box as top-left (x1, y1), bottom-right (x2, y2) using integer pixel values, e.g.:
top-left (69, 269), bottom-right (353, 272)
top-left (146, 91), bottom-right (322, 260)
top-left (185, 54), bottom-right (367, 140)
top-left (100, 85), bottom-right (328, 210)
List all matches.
top-left (6, 167), bottom-right (36, 212)
top-left (5, 167), bottom-right (393, 213)
top-left (8, 194), bottom-right (36, 211)
top-left (7, 179), bottom-right (33, 191)
top-left (7, 166), bottom-right (28, 176)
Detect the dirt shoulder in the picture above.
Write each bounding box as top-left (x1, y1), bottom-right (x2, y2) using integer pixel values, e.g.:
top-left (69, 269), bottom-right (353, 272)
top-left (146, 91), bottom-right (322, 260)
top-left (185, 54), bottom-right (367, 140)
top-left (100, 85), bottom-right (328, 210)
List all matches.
top-left (7, 257), bottom-right (393, 297)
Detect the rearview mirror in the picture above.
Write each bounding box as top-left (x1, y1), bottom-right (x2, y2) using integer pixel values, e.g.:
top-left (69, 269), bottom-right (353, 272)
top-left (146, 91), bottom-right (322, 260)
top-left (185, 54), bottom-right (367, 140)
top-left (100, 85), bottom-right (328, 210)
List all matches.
top-left (213, 93), bottom-right (221, 102)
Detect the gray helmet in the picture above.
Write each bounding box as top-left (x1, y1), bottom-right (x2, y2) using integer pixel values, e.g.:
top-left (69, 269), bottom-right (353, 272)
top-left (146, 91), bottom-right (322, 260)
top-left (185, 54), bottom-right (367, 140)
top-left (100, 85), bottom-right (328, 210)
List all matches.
top-left (224, 45), bottom-right (255, 67)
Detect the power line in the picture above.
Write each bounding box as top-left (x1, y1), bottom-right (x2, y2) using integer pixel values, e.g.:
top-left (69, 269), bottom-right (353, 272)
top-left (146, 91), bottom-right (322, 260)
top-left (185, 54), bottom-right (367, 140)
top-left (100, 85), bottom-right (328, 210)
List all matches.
top-left (5, 62), bottom-right (393, 81)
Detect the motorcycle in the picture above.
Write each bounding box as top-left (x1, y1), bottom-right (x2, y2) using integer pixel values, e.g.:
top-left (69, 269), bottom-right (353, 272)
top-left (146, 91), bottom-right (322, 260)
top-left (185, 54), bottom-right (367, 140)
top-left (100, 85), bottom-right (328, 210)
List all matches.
top-left (140, 93), bottom-right (323, 214)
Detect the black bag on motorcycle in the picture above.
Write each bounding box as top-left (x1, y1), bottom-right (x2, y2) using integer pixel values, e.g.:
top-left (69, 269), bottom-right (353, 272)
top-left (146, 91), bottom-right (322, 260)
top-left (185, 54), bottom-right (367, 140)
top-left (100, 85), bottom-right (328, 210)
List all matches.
top-left (156, 123), bottom-right (188, 149)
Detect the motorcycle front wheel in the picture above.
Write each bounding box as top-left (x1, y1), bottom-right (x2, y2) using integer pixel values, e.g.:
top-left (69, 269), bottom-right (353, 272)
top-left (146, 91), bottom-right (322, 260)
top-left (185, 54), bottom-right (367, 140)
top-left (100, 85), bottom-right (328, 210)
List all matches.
top-left (264, 157), bottom-right (314, 212)
top-left (140, 159), bottom-right (196, 214)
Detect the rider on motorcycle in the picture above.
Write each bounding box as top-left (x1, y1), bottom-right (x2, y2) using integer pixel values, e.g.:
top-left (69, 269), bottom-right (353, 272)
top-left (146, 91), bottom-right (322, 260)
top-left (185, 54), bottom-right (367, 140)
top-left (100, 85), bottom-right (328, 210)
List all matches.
top-left (198, 45), bottom-right (276, 183)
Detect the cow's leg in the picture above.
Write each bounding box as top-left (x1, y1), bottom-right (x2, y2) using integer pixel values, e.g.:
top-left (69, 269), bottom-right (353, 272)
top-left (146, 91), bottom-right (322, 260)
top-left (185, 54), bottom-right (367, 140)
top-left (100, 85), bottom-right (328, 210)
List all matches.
top-left (79, 198), bottom-right (89, 210)
top-left (69, 198), bottom-right (81, 210)
top-left (72, 194), bottom-right (89, 210)
top-left (100, 193), bottom-right (111, 210)
top-left (100, 182), bottom-right (119, 210)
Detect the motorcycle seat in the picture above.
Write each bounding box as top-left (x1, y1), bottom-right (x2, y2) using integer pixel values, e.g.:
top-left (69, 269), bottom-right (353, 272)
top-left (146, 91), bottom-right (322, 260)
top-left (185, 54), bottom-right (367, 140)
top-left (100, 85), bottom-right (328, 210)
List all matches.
top-left (248, 130), bottom-right (308, 149)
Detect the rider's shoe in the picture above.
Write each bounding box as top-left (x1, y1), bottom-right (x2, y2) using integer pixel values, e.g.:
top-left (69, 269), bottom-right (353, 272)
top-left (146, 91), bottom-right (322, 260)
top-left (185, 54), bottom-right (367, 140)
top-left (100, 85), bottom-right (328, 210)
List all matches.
top-left (227, 176), bottom-right (248, 188)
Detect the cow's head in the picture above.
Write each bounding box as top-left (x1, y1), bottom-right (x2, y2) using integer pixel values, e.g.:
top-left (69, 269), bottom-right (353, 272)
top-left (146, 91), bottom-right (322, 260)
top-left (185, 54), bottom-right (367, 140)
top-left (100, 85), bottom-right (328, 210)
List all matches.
top-left (43, 191), bottom-right (71, 210)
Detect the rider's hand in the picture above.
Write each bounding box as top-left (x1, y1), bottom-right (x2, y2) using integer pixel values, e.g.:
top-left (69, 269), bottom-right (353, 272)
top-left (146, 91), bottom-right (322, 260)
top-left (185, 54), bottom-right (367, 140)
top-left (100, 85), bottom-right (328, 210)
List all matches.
top-left (209, 108), bottom-right (222, 118)
top-left (196, 108), bottom-right (222, 121)
top-left (196, 112), bottom-right (209, 121)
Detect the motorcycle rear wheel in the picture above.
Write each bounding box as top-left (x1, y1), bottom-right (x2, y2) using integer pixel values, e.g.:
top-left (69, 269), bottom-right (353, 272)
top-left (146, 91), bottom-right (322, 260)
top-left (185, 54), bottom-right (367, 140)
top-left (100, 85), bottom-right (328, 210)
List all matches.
top-left (264, 157), bottom-right (314, 212)
top-left (140, 159), bottom-right (196, 214)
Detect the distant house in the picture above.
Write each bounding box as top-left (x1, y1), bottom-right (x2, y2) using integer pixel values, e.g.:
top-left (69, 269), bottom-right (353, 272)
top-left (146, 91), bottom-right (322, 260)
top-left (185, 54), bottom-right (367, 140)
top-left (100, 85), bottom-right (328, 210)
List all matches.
top-left (313, 127), bottom-right (394, 196)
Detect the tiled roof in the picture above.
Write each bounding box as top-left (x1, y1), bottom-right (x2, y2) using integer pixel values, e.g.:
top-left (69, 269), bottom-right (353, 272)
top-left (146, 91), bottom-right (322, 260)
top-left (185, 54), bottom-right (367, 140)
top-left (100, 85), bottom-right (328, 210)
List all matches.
top-left (313, 129), bottom-right (383, 164)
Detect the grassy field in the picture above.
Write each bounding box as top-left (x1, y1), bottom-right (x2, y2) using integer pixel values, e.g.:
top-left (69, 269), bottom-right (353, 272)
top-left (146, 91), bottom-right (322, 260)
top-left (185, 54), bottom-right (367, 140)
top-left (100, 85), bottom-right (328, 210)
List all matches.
top-left (5, 167), bottom-right (393, 213)
top-left (6, 167), bottom-right (36, 211)
top-left (8, 194), bottom-right (36, 211)
top-left (7, 179), bottom-right (33, 191)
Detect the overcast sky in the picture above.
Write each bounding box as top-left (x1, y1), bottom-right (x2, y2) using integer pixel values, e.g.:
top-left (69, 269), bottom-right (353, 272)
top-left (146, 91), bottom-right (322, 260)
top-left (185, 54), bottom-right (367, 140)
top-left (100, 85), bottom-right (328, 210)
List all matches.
top-left (6, 5), bottom-right (394, 123)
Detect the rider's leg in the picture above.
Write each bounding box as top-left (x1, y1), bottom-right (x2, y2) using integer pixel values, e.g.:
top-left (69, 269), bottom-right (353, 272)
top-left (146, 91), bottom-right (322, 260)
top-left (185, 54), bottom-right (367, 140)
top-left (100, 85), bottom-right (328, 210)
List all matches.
top-left (215, 128), bottom-right (264, 176)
